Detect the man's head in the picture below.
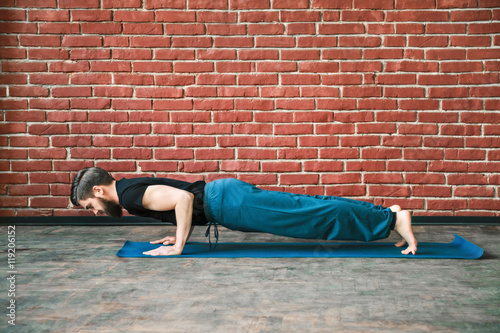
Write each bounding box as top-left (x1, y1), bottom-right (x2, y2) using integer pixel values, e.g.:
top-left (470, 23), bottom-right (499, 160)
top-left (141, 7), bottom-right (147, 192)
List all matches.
top-left (71, 167), bottom-right (123, 218)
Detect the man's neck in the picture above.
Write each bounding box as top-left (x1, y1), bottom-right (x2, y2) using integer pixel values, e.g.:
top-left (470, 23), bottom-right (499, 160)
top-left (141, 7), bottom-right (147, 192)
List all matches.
top-left (104, 180), bottom-right (120, 204)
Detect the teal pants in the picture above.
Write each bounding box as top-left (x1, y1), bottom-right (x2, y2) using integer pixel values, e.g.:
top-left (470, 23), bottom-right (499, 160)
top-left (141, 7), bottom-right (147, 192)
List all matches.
top-left (204, 178), bottom-right (396, 242)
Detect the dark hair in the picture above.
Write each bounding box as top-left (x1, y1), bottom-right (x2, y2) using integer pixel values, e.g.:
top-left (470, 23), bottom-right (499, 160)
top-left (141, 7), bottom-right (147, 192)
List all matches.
top-left (70, 167), bottom-right (114, 206)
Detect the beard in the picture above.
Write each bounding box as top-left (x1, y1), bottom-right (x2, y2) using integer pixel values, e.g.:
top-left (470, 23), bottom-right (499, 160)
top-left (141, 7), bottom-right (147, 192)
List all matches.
top-left (98, 198), bottom-right (123, 219)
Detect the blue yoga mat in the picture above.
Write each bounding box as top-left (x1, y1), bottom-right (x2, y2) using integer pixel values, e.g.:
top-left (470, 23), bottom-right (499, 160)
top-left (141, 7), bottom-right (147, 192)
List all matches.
top-left (116, 235), bottom-right (483, 259)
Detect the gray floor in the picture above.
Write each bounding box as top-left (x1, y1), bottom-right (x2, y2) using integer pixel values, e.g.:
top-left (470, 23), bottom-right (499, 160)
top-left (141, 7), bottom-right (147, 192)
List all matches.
top-left (0, 224), bottom-right (499, 333)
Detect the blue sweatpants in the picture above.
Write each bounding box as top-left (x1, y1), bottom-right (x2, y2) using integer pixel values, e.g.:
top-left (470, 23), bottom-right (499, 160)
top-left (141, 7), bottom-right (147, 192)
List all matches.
top-left (204, 178), bottom-right (396, 242)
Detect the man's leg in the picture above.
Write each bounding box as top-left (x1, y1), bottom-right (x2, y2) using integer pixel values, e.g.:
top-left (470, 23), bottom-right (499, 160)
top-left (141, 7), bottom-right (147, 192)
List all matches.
top-left (206, 179), bottom-right (397, 242)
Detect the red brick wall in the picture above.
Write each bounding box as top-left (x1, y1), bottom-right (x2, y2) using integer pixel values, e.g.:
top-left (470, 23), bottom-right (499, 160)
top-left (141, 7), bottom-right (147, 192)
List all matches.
top-left (1, 0), bottom-right (499, 218)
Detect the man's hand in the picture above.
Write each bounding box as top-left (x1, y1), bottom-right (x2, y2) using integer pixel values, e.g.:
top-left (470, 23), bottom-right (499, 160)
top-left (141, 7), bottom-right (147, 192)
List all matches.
top-left (150, 236), bottom-right (176, 245)
top-left (143, 245), bottom-right (182, 256)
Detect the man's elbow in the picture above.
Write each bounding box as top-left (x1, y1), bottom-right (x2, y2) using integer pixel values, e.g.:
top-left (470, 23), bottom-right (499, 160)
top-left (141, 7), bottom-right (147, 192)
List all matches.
top-left (180, 191), bottom-right (194, 204)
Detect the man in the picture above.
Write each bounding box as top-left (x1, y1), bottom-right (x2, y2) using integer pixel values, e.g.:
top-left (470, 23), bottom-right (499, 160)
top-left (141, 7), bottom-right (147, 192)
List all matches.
top-left (70, 167), bottom-right (417, 256)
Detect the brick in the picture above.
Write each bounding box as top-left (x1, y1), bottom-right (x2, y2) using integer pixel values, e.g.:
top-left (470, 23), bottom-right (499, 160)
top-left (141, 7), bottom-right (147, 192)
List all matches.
top-left (50, 61), bottom-right (89, 72)
top-left (325, 185), bottom-right (366, 197)
top-left (197, 74), bottom-right (235, 85)
top-left (113, 148), bottom-right (152, 160)
top-left (135, 136), bottom-right (174, 147)
top-left (299, 37), bottom-right (338, 48)
top-left (0, 23), bottom-right (37, 33)
top-left (276, 99), bottom-right (315, 110)
top-left (312, 0), bottom-right (351, 9)
top-left (221, 161), bottom-right (260, 172)
top-left (220, 87), bottom-right (259, 97)
top-left (71, 148), bottom-right (110, 159)
top-left (262, 162), bottom-right (301, 172)
top-left (90, 61), bottom-right (131, 72)
top-left (451, 9), bottom-right (491, 21)
top-left (441, 61), bottom-right (482, 73)
top-left (0, 197), bottom-right (28, 208)
top-left (238, 148), bottom-right (276, 160)
top-left (300, 87), bottom-right (339, 97)
top-left (72, 73), bottom-right (113, 85)
top-left (400, 99), bottom-right (439, 110)
top-left (20, 35), bottom-right (61, 47)
top-left (319, 23), bottom-right (365, 35)
top-left (9, 86), bottom-right (49, 97)
top-left (424, 137), bottom-right (464, 148)
top-left (52, 136), bottom-right (92, 147)
top-left (340, 61), bottom-right (382, 72)
top-left (281, 74), bottom-right (320, 85)
top-left (179, 161), bottom-right (219, 173)
top-left (387, 161), bottom-right (426, 172)
top-left (343, 86), bottom-right (382, 98)
top-left (0, 149), bottom-right (27, 159)
top-left (112, 99), bottom-right (151, 110)
top-left (277, 148), bottom-right (317, 160)
top-left (274, 124), bottom-right (313, 135)
top-left (10, 185), bottom-right (50, 196)
top-left (364, 49), bottom-right (403, 59)
top-left (72, 98), bottom-right (111, 109)
top-left (455, 186), bottom-right (495, 197)
top-left (71, 124), bottom-right (111, 134)
top-left (12, 161), bottom-right (52, 172)
top-left (468, 199), bottom-right (500, 210)
top-left (122, 23), bottom-right (163, 35)
top-left (239, 74), bottom-right (278, 85)
top-left (412, 186), bottom-right (451, 198)
top-left (172, 37), bottom-right (212, 48)
top-left (339, 37), bottom-right (381, 47)
top-left (135, 87), bottom-right (183, 98)
top-left (399, 124), bottom-right (438, 135)
top-left (286, 23), bottom-right (316, 35)
top-left (256, 37), bottom-right (295, 48)
top-left (0, 123), bottom-right (26, 134)
top-left (145, 0), bottom-right (185, 9)
top-left (48, 111), bottom-right (87, 122)
top-left (91, 136), bottom-right (132, 148)
top-left (213, 111), bottom-right (252, 123)
top-left (441, 125), bottom-right (481, 137)
top-left (195, 149), bottom-right (234, 160)
top-left (28, 124), bottom-right (69, 135)
top-left (112, 124), bottom-right (150, 135)
top-left (469, 162), bottom-right (500, 173)
top-left (0, 74), bottom-right (27, 85)
top-left (198, 49), bottom-right (237, 60)
top-left (52, 86), bottom-right (92, 97)
top-left (404, 149), bottom-right (443, 160)
top-left (258, 137), bottom-right (296, 147)
top-left (459, 73), bottom-right (499, 85)
top-left (369, 186), bottom-right (410, 197)
top-left (71, 10), bottom-right (112, 21)
top-left (0, 48), bottom-right (26, 60)
top-left (197, 11), bottom-right (236, 23)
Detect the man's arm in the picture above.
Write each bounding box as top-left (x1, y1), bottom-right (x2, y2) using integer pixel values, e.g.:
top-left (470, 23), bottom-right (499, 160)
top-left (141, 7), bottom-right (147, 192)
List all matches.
top-left (141, 185), bottom-right (194, 256)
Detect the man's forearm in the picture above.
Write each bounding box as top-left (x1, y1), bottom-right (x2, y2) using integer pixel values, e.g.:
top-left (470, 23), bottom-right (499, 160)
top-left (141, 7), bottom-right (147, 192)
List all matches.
top-left (173, 193), bottom-right (194, 251)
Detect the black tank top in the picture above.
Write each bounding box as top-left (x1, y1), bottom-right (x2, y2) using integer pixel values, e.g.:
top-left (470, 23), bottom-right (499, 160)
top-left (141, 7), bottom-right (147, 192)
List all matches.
top-left (115, 177), bottom-right (207, 225)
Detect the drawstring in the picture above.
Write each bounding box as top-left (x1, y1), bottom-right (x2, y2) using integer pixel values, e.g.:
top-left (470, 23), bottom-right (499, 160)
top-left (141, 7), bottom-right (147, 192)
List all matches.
top-left (205, 221), bottom-right (219, 250)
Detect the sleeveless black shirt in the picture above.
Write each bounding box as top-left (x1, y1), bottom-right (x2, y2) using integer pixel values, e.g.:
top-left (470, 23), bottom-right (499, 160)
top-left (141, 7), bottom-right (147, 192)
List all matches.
top-left (115, 177), bottom-right (208, 225)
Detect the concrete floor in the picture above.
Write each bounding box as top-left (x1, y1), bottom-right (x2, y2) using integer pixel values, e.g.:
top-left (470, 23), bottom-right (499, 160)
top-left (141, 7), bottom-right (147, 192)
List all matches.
top-left (0, 224), bottom-right (499, 333)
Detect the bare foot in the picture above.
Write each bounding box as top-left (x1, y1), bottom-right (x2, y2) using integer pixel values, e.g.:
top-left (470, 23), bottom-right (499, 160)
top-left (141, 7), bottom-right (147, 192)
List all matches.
top-left (393, 210), bottom-right (417, 255)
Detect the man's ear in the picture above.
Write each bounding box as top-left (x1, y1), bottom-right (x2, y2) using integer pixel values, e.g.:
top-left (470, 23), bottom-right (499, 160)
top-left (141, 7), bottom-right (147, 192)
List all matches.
top-left (92, 185), bottom-right (104, 198)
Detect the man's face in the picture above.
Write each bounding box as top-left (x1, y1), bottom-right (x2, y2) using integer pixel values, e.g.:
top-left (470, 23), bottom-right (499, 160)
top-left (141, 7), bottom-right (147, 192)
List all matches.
top-left (80, 197), bottom-right (123, 219)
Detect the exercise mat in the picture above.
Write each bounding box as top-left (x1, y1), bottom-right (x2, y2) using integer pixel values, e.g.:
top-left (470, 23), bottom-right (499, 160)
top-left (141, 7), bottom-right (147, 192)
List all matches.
top-left (116, 235), bottom-right (483, 259)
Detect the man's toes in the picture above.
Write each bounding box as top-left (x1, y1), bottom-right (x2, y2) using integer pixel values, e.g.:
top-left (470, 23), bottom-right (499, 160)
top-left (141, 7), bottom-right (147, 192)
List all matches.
top-left (394, 238), bottom-right (406, 247)
top-left (401, 246), bottom-right (416, 255)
